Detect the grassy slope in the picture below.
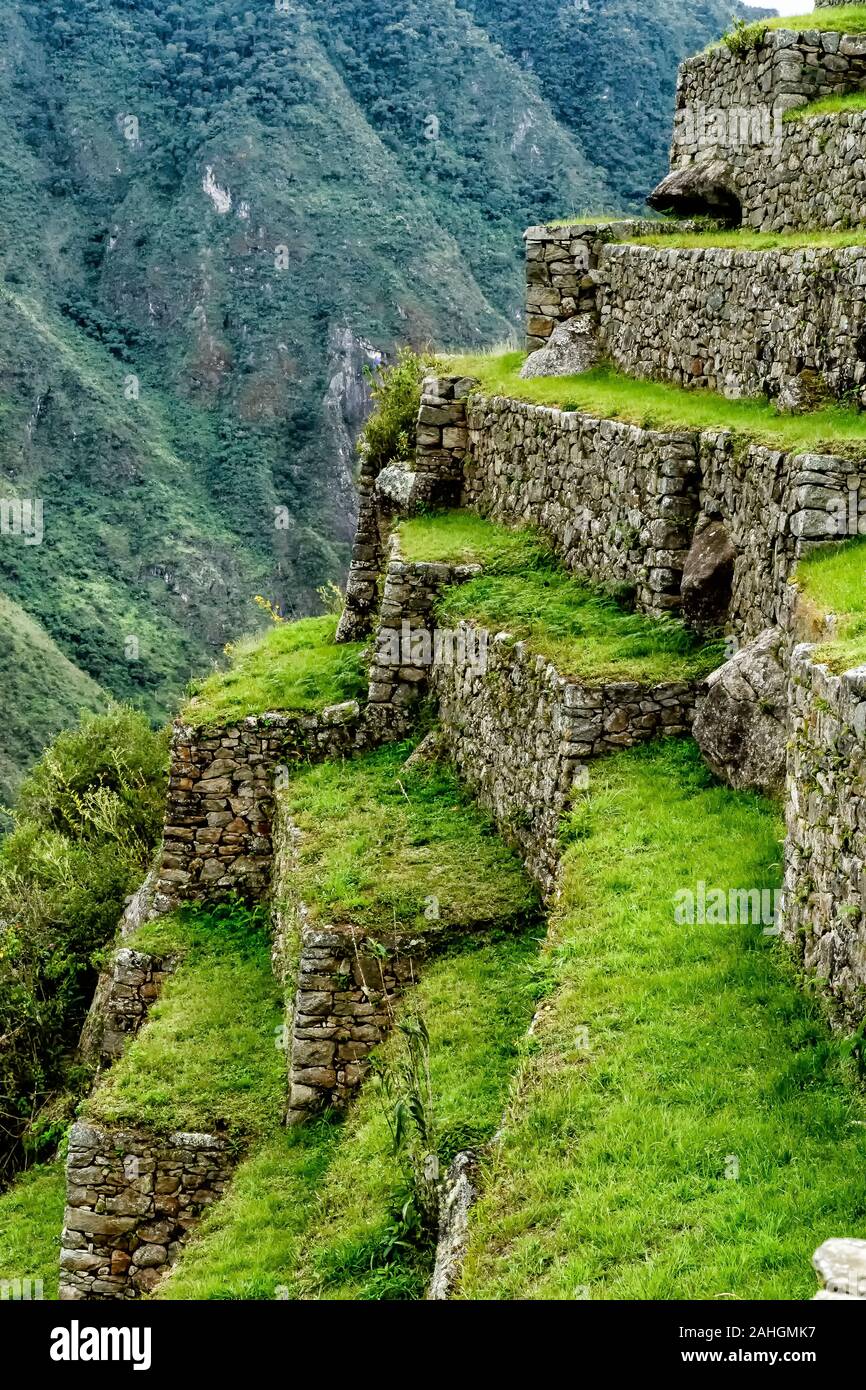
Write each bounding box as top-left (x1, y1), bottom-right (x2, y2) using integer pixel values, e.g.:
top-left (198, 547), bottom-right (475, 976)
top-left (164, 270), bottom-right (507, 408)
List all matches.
top-left (399, 512), bottom-right (722, 683)
top-left (794, 536), bottom-right (866, 671)
top-left (445, 352), bottom-right (866, 452)
top-left (281, 742), bottom-right (539, 934)
top-left (460, 741), bottom-right (866, 1301)
top-left (0, 592), bottom-right (106, 806)
top-left (183, 615), bottom-right (367, 728)
top-left (162, 937), bottom-right (539, 1301)
top-left (0, 1162), bottom-right (65, 1299)
top-left (86, 907), bottom-right (284, 1141)
top-left (159, 744), bottom-right (540, 1299)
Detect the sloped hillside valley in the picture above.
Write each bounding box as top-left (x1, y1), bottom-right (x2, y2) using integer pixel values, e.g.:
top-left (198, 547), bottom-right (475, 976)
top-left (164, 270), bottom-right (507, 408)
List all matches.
top-left (8, 0), bottom-right (866, 1326)
top-left (0, 0), bottom-right (762, 807)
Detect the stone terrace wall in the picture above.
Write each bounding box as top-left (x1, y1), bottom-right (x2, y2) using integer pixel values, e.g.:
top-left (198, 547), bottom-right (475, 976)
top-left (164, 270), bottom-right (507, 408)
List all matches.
top-left (448, 378), bottom-right (858, 640)
top-left (154, 703), bottom-right (366, 909)
top-left (462, 394), bottom-right (699, 618)
top-left (782, 646), bottom-right (866, 1020)
top-left (286, 926), bottom-right (423, 1125)
top-left (698, 436), bottom-right (855, 641)
top-left (598, 243), bottom-right (866, 407)
top-left (60, 1123), bottom-right (234, 1300)
top-left (79, 948), bottom-right (177, 1069)
top-left (655, 29), bottom-right (866, 233)
top-left (670, 29), bottom-right (866, 168)
top-left (432, 624), bottom-right (698, 894)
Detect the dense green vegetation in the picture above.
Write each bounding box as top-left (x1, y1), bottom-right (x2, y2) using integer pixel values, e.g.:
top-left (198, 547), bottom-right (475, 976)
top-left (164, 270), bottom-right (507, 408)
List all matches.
top-left (0, 0), bottom-right (765, 791)
top-left (87, 905), bottom-right (284, 1140)
top-left (0, 1161), bottom-right (65, 1298)
top-left (184, 615), bottom-right (367, 728)
top-left (446, 351), bottom-right (866, 451)
top-left (400, 512), bottom-right (723, 683)
top-left (794, 536), bottom-right (866, 672)
top-left (460, 741), bottom-right (866, 1300)
top-left (0, 592), bottom-right (106, 806)
top-left (461, 0), bottom-right (765, 209)
top-left (0, 707), bottom-right (168, 1177)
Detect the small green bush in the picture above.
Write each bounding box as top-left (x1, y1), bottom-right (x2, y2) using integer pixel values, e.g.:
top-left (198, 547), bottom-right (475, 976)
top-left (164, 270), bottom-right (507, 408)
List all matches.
top-left (357, 347), bottom-right (437, 473)
top-left (0, 707), bottom-right (169, 1176)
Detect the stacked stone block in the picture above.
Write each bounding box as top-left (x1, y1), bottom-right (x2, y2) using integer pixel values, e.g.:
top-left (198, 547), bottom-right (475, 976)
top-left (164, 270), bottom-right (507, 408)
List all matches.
top-left (461, 393), bottom-right (700, 619)
top-left (432, 624), bottom-right (698, 894)
top-left (366, 550), bottom-right (480, 738)
top-left (59, 1123), bottom-right (234, 1300)
top-left (653, 25), bottom-right (866, 233)
top-left (598, 242), bottom-right (866, 407)
top-left (286, 927), bottom-right (423, 1124)
top-left (782, 646), bottom-right (866, 1021)
top-left (154, 704), bottom-right (365, 907)
top-left (79, 949), bottom-right (177, 1068)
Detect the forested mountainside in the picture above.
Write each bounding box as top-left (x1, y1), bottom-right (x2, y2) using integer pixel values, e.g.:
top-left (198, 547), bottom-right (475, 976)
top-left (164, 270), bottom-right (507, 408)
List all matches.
top-left (0, 0), bottom-right (759, 803)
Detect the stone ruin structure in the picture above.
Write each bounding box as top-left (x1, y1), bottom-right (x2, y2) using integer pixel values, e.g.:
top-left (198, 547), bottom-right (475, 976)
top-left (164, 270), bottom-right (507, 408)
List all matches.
top-left (58, 4), bottom-right (866, 1300)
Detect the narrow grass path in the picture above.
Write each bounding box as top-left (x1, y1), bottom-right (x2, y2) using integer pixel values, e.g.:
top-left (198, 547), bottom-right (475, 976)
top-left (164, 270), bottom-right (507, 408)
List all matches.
top-left (460, 741), bottom-right (866, 1300)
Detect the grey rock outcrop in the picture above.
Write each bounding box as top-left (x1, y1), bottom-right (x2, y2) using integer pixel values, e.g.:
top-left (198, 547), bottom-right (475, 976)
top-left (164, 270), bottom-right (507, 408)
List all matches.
top-left (681, 520), bottom-right (735, 631)
top-left (812, 1238), bottom-right (866, 1300)
top-left (427, 1150), bottom-right (479, 1301)
top-left (520, 315), bottom-right (600, 379)
top-left (693, 628), bottom-right (787, 796)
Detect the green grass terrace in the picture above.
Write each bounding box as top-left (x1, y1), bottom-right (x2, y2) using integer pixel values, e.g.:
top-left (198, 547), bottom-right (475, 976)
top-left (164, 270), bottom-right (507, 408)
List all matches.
top-left (442, 351), bottom-right (866, 455)
top-left (398, 512), bottom-right (723, 686)
top-left (182, 614), bottom-right (367, 728)
top-left (795, 534), bottom-right (866, 672)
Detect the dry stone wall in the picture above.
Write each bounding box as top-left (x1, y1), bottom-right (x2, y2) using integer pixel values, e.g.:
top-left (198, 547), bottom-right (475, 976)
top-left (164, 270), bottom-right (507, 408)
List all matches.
top-left (598, 243), bottom-right (866, 407)
top-left (286, 926), bottom-right (423, 1124)
top-left (697, 435), bottom-right (856, 640)
top-left (79, 949), bottom-right (176, 1069)
top-left (782, 645), bottom-right (866, 1020)
top-left (154, 703), bottom-right (366, 908)
top-left (462, 394), bottom-right (700, 619)
top-left (59, 1123), bottom-right (234, 1300)
top-left (431, 623), bottom-right (698, 893)
top-left (653, 27), bottom-right (866, 233)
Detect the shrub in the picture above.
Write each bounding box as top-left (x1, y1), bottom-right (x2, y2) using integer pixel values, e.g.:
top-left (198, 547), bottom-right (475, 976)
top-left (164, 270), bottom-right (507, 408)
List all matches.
top-left (358, 346), bottom-right (437, 473)
top-left (0, 707), bottom-right (169, 1177)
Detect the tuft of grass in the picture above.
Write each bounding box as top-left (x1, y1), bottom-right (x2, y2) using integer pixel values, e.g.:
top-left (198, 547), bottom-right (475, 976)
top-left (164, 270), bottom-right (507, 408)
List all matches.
top-left (85, 904), bottom-right (285, 1140)
top-left (0, 1162), bottom-right (66, 1300)
top-left (280, 742), bottom-right (540, 933)
top-left (400, 512), bottom-right (723, 685)
top-left (183, 615), bottom-right (367, 728)
top-left (160, 933), bottom-right (540, 1301)
top-left (785, 89), bottom-right (866, 122)
top-left (443, 352), bottom-right (866, 454)
top-left (794, 535), bottom-right (866, 671)
top-left (714, 9), bottom-right (866, 51)
top-left (460, 740), bottom-right (866, 1301)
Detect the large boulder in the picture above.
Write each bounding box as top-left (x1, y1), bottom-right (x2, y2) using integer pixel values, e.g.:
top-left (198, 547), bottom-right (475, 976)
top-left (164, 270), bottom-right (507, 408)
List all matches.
top-left (681, 519), bottom-right (735, 631)
top-left (647, 158), bottom-right (740, 223)
top-left (692, 628), bottom-right (787, 796)
top-left (519, 314), bottom-right (600, 379)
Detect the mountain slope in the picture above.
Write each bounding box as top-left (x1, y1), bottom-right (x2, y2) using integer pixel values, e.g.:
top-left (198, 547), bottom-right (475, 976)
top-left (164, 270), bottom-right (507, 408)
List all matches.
top-left (0, 0), bottom-right (760, 797)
